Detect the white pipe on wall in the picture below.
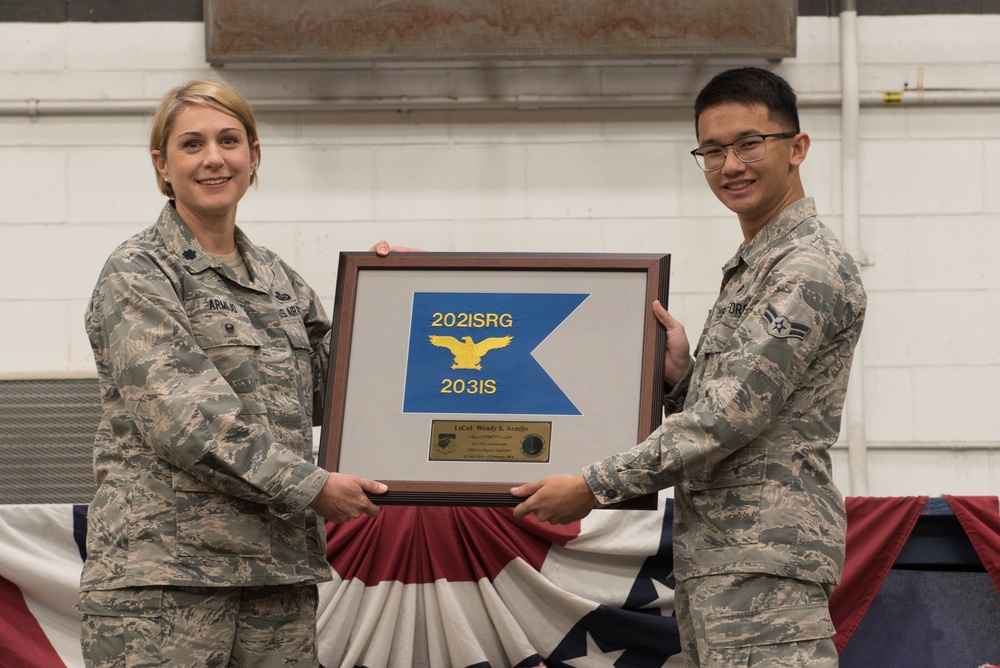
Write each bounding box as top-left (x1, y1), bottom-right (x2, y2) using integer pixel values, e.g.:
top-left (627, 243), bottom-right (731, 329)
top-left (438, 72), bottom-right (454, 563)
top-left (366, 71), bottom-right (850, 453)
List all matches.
top-left (839, 0), bottom-right (870, 497)
top-left (3, 89), bottom-right (1000, 117)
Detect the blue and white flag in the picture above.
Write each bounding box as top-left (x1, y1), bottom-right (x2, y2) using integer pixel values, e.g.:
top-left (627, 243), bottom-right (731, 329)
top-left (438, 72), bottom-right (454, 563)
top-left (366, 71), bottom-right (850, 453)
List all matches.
top-left (403, 292), bottom-right (588, 416)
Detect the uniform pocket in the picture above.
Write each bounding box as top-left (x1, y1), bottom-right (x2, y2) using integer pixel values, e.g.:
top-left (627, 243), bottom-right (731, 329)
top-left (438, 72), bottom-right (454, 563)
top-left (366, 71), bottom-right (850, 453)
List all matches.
top-left (80, 589), bottom-right (165, 668)
top-left (186, 302), bottom-right (264, 398)
top-left (79, 587), bottom-right (164, 617)
top-left (187, 301), bottom-right (262, 349)
top-left (705, 601), bottom-right (834, 648)
top-left (688, 448), bottom-right (767, 548)
top-left (700, 602), bottom-right (834, 668)
top-left (283, 324), bottom-right (315, 423)
top-left (696, 310), bottom-right (740, 356)
top-left (172, 468), bottom-right (270, 558)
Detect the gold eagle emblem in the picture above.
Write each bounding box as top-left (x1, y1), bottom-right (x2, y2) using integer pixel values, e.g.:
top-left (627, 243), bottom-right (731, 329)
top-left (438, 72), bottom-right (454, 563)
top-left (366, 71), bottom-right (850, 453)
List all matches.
top-left (428, 335), bottom-right (513, 370)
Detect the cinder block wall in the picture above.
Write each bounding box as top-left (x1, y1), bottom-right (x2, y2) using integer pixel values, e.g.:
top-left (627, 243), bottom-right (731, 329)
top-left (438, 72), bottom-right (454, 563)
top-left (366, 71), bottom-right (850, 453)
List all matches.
top-left (1, 11), bottom-right (998, 497)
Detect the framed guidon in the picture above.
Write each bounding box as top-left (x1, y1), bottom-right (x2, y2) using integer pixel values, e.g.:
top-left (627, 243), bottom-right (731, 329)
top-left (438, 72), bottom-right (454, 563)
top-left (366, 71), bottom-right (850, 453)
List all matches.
top-left (318, 252), bottom-right (670, 508)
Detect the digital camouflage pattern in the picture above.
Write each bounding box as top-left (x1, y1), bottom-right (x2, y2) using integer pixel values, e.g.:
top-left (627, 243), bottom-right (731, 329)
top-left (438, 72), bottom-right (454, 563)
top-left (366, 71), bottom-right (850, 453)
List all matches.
top-left (585, 198), bottom-right (867, 585)
top-left (675, 573), bottom-right (838, 667)
top-left (81, 203), bottom-right (332, 592)
top-left (79, 584), bottom-right (319, 667)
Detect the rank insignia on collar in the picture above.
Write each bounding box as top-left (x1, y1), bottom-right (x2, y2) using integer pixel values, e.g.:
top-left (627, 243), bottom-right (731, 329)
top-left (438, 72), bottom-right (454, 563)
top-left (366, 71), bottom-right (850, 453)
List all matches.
top-left (764, 304), bottom-right (810, 340)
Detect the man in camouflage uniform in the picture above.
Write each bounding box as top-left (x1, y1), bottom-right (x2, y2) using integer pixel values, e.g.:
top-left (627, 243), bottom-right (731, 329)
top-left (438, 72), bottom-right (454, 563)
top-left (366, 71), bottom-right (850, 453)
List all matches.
top-left (80, 79), bottom-right (387, 667)
top-left (513, 67), bottom-right (866, 667)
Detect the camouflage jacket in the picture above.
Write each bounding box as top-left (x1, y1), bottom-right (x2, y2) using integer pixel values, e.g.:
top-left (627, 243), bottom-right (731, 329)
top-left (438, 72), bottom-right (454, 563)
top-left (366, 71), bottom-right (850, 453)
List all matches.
top-left (584, 198), bottom-right (866, 584)
top-left (81, 203), bottom-right (333, 591)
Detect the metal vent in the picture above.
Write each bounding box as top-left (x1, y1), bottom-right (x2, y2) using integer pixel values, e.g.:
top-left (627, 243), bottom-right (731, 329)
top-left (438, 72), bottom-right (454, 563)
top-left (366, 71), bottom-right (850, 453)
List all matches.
top-left (0, 378), bottom-right (100, 504)
top-left (206, 0), bottom-right (796, 65)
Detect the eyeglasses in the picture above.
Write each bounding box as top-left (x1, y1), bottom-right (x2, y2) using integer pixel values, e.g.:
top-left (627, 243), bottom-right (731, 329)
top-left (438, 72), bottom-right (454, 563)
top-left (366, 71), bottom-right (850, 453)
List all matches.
top-left (691, 132), bottom-right (798, 172)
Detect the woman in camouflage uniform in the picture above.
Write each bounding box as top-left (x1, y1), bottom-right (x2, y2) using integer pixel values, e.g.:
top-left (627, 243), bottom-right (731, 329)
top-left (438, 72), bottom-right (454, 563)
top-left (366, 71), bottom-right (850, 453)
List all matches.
top-left (79, 79), bottom-right (388, 667)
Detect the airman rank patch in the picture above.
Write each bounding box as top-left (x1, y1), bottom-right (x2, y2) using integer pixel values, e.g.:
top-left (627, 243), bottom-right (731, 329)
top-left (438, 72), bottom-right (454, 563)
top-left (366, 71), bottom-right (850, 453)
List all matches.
top-left (764, 304), bottom-right (810, 340)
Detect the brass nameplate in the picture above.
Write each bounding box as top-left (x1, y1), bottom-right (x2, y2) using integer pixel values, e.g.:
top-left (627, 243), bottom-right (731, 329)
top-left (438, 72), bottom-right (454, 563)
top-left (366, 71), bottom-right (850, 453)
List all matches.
top-left (429, 420), bottom-right (551, 463)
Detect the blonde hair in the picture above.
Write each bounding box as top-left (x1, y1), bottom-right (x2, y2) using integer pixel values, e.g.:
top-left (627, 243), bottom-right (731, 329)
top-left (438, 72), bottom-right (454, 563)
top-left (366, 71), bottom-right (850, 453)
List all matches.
top-left (149, 79), bottom-right (261, 198)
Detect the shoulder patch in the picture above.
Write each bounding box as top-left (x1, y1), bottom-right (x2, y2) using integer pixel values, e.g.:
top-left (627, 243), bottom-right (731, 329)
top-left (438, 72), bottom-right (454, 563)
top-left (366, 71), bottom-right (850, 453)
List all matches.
top-left (764, 304), bottom-right (810, 340)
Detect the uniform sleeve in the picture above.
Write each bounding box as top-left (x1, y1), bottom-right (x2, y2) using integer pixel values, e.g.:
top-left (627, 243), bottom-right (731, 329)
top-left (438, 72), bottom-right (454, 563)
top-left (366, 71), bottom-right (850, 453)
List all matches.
top-left (87, 251), bottom-right (327, 516)
top-left (583, 248), bottom-right (848, 506)
top-left (662, 360), bottom-right (694, 415)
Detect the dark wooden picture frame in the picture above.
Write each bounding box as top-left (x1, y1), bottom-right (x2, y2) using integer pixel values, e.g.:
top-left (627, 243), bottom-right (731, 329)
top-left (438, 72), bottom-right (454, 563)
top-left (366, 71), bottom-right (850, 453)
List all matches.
top-left (318, 252), bottom-right (669, 508)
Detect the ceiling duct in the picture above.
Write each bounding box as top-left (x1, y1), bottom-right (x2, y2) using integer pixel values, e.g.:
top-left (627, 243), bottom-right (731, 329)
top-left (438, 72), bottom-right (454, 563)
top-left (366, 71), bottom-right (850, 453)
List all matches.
top-left (205, 1), bottom-right (796, 65)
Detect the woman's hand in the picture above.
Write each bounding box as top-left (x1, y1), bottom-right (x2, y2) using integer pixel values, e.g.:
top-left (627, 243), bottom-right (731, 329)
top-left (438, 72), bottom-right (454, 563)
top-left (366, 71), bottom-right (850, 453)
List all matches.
top-left (309, 473), bottom-right (387, 522)
top-left (369, 240), bottom-right (424, 256)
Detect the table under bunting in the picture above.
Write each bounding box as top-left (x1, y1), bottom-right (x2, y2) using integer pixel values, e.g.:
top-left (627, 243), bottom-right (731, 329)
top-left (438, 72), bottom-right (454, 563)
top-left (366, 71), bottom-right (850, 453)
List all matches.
top-left (1, 495), bottom-right (998, 667)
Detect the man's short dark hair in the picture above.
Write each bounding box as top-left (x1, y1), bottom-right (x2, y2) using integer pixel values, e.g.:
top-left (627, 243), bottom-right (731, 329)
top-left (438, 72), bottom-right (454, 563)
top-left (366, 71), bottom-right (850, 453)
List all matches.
top-left (694, 67), bottom-right (800, 138)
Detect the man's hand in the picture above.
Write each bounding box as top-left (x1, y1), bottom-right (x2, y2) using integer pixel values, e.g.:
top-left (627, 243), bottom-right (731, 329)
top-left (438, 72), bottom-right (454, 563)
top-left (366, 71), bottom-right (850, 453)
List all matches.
top-left (653, 299), bottom-right (691, 388)
top-left (369, 240), bottom-right (423, 256)
top-left (510, 475), bottom-right (597, 524)
top-left (309, 472), bottom-right (387, 523)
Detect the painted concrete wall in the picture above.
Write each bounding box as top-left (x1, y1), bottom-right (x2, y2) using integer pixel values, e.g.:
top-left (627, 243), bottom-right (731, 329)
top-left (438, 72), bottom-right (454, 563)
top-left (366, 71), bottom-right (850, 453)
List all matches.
top-left (0, 15), bottom-right (997, 497)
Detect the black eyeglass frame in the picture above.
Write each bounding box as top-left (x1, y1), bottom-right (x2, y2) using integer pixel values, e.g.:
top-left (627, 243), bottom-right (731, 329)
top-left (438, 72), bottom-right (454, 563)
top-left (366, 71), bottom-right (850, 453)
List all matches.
top-left (690, 131), bottom-right (799, 172)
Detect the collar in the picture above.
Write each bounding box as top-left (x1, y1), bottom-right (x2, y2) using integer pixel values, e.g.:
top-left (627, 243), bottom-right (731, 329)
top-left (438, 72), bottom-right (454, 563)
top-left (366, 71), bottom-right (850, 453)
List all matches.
top-left (721, 197), bottom-right (817, 273)
top-left (233, 226), bottom-right (274, 288)
top-left (155, 202), bottom-right (272, 291)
